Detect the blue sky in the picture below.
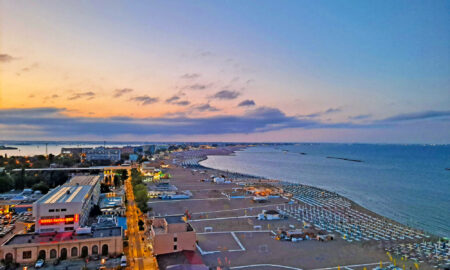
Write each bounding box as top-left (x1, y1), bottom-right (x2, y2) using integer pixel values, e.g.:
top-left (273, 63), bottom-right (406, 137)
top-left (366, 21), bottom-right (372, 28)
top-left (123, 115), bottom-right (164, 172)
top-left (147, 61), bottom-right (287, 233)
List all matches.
top-left (0, 1), bottom-right (449, 143)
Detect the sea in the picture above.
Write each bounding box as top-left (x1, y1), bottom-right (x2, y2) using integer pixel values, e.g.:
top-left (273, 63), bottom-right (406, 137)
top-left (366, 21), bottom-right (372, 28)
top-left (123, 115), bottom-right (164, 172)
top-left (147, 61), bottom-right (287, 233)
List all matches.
top-left (200, 144), bottom-right (450, 237)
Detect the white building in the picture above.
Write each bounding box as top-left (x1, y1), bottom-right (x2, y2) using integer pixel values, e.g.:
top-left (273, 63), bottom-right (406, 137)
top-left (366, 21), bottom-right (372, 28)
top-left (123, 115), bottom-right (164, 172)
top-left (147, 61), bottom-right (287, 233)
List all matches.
top-left (66, 175), bottom-right (101, 208)
top-left (84, 147), bottom-right (121, 162)
top-left (32, 175), bottom-right (101, 234)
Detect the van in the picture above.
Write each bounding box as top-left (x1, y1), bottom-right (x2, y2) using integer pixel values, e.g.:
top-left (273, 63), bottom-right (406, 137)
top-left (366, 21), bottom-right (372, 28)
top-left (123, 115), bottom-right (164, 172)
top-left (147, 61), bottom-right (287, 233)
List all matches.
top-left (120, 255), bottom-right (127, 267)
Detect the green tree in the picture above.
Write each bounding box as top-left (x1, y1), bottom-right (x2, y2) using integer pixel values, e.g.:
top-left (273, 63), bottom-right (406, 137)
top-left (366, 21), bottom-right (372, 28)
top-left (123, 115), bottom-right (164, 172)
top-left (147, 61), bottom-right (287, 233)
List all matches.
top-left (14, 168), bottom-right (25, 190)
top-left (0, 173), bottom-right (13, 193)
top-left (32, 182), bottom-right (50, 194)
top-left (89, 205), bottom-right (102, 217)
top-left (121, 170), bottom-right (128, 181)
top-left (100, 183), bottom-right (111, 193)
top-left (114, 174), bottom-right (121, 187)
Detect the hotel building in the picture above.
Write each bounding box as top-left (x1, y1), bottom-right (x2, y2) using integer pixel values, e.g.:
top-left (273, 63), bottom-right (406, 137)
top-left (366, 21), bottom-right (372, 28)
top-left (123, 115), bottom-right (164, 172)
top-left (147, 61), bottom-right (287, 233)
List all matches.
top-left (150, 216), bottom-right (196, 256)
top-left (0, 175), bottom-right (123, 264)
top-left (33, 175), bottom-right (101, 233)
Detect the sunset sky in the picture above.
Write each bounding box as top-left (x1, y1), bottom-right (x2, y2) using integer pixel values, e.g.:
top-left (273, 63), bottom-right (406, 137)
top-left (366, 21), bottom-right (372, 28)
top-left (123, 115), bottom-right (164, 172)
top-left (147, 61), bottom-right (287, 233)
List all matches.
top-left (1, 1), bottom-right (449, 143)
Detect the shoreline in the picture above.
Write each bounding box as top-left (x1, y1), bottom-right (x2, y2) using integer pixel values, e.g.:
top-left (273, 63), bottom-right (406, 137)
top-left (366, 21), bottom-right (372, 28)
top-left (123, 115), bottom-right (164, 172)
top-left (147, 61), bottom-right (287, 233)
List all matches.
top-left (188, 147), bottom-right (436, 238)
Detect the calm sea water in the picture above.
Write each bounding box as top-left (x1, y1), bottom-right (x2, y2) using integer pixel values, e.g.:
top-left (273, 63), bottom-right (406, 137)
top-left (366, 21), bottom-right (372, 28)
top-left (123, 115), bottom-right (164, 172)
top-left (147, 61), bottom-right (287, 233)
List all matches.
top-left (200, 144), bottom-right (450, 237)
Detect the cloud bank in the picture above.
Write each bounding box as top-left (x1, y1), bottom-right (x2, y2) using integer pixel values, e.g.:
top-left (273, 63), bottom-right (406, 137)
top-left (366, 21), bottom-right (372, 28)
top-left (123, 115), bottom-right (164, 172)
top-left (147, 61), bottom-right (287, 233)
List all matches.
top-left (0, 108), bottom-right (448, 140)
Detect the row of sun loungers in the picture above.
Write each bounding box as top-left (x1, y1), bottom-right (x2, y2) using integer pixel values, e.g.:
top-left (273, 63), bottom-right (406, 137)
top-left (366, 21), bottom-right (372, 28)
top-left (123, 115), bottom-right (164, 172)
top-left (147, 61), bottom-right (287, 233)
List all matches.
top-left (384, 241), bottom-right (449, 266)
top-left (279, 183), bottom-right (428, 243)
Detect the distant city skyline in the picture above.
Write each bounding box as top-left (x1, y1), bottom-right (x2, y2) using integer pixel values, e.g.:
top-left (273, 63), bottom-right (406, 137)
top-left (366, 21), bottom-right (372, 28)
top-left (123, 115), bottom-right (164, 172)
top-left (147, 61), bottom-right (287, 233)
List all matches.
top-left (1, 1), bottom-right (449, 143)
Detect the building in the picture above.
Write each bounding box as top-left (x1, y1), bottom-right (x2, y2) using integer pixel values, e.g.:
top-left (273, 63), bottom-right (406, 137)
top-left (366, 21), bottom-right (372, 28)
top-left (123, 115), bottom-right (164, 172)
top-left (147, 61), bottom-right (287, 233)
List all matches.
top-left (143, 144), bottom-right (156, 155)
top-left (60, 147), bottom-right (87, 155)
top-left (99, 194), bottom-right (125, 216)
top-left (84, 147), bottom-right (121, 162)
top-left (1, 227), bottom-right (122, 264)
top-left (66, 175), bottom-right (101, 208)
top-left (257, 209), bottom-right (283, 220)
top-left (129, 154), bottom-right (138, 162)
top-left (0, 174), bottom-right (123, 264)
top-left (150, 216), bottom-right (196, 256)
top-left (33, 175), bottom-right (101, 234)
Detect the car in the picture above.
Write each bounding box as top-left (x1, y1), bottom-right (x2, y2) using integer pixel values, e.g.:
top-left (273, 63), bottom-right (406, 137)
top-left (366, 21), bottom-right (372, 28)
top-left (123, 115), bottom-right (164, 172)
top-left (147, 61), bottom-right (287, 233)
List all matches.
top-left (35, 259), bottom-right (45, 268)
top-left (120, 255), bottom-right (127, 267)
top-left (96, 266), bottom-right (106, 270)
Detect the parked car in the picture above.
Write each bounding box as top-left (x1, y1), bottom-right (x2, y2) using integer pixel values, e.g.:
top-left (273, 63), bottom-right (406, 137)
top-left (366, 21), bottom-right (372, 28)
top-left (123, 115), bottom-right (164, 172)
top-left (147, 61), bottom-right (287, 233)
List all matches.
top-left (35, 259), bottom-right (45, 268)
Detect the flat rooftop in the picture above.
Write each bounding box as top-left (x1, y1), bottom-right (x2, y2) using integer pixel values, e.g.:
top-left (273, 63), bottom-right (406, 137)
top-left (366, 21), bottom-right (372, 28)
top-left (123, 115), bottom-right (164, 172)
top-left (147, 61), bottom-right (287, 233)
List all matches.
top-left (99, 197), bottom-right (123, 209)
top-left (35, 185), bottom-right (91, 204)
top-left (66, 175), bottom-right (100, 186)
top-left (3, 227), bottom-right (122, 246)
top-left (165, 215), bottom-right (185, 224)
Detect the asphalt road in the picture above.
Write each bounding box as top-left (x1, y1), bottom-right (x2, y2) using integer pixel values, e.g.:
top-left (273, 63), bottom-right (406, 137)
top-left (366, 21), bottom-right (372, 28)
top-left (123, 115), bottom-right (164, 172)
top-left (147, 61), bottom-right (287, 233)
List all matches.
top-left (125, 170), bottom-right (157, 270)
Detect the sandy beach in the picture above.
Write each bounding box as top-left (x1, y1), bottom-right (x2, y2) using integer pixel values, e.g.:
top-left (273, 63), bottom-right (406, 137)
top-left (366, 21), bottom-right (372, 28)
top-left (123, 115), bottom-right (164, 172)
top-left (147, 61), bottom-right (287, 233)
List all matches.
top-left (147, 147), bottom-right (444, 269)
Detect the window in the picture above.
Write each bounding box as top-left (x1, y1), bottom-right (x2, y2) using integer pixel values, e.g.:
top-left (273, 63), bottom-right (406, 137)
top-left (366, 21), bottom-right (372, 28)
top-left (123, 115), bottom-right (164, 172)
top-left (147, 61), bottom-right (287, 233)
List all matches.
top-left (56, 209), bottom-right (60, 212)
top-left (71, 247), bottom-right (78, 257)
top-left (173, 245), bottom-right (177, 250)
top-left (49, 209), bottom-right (55, 212)
top-left (61, 209), bottom-right (67, 212)
top-left (50, 249), bottom-right (57, 259)
top-left (174, 237), bottom-right (177, 242)
top-left (65, 227), bottom-right (74, 231)
top-left (23, 251), bottom-right (32, 259)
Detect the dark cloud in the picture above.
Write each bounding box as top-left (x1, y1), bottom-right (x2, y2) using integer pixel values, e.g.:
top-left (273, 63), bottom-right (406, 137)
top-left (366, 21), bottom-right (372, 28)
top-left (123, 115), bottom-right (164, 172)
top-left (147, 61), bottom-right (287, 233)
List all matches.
top-left (68, 91), bottom-right (96, 100)
top-left (129, 95), bottom-right (159, 105)
top-left (165, 95), bottom-right (181, 103)
top-left (166, 95), bottom-right (190, 106)
top-left (212, 90), bottom-right (240, 100)
top-left (113, 88), bottom-right (133, 98)
top-left (238, 100), bottom-right (256, 107)
top-left (349, 114), bottom-right (372, 120)
top-left (1, 107), bottom-right (448, 138)
top-left (324, 108), bottom-right (342, 114)
top-left (301, 107), bottom-right (342, 118)
top-left (194, 103), bottom-right (219, 112)
top-left (175, 100), bottom-right (190, 106)
top-left (0, 106), bottom-right (316, 137)
top-left (378, 110), bottom-right (450, 123)
top-left (51, 94), bottom-right (59, 99)
top-left (0, 54), bottom-right (16, 62)
top-left (180, 73), bottom-right (200, 79)
top-left (182, 83), bottom-right (211, 91)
